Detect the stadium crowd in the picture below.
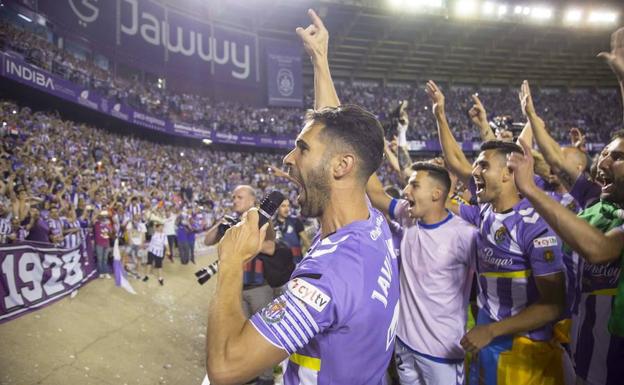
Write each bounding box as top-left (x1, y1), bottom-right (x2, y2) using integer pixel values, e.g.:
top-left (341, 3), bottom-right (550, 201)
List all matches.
top-left (2, 9), bottom-right (624, 385)
top-left (0, 21), bottom-right (621, 143)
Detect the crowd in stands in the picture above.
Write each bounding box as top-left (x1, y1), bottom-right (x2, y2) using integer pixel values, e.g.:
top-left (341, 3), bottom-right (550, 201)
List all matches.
top-left (1, 21), bottom-right (621, 144)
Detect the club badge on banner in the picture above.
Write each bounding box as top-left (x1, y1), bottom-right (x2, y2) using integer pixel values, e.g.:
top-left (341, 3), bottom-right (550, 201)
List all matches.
top-left (0, 241), bottom-right (97, 323)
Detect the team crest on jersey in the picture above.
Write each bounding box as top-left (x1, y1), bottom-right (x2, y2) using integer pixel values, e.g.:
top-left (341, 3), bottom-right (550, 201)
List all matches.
top-left (494, 226), bottom-right (508, 244)
top-left (543, 250), bottom-right (555, 263)
top-left (261, 297), bottom-right (287, 324)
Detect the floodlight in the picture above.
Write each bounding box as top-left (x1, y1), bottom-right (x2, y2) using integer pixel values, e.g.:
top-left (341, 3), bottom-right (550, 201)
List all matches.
top-left (522, 7), bottom-right (531, 16)
top-left (563, 8), bottom-right (583, 24)
top-left (454, 0), bottom-right (478, 18)
top-left (388, 0), bottom-right (403, 8)
top-left (530, 7), bottom-right (552, 20)
top-left (588, 10), bottom-right (619, 25)
top-left (428, 0), bottom-right (443, 7)
top-left (483, 2), bottom-right (495, 15)
top-left (180, 152), bottom-right (185, 157)
top-left (498, 5), bottom-right (507, 16)
top-left (514, 5), bottom-right (522, 14)
top-left (202, 138), bottom-right (212, 145)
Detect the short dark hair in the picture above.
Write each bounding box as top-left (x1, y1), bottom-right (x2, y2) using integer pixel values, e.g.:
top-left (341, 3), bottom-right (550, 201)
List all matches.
top-left (306, 104), bottom-right (384, 181)
top-left (480, 140), bottom-right (523, 155)
top-left (611, 130), bottom-right (624, 140)
top-left (410, 162), bottom-right (451, 197)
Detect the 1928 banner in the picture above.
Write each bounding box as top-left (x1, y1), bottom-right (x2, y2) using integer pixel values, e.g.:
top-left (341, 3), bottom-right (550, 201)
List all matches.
top-left (0, 242), bottom-right (97, 323)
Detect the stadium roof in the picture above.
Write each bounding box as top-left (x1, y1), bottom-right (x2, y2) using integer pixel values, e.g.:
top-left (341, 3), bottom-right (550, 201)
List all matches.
top-left (169, 0), bottom-right (624, 87)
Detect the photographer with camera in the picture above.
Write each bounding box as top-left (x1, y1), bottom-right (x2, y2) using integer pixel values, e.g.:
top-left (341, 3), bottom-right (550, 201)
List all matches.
top-left (204, 184), bottom-right (277, 385)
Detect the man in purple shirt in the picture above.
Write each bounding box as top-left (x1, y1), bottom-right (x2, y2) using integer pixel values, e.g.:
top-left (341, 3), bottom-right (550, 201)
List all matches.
top-left (204, 9), bottom-right (399, 385)
top-left (25, 207), bottom-right (50, 244)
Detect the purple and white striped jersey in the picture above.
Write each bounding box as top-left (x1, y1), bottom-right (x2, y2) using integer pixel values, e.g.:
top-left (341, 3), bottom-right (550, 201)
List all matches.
top-left (459, 199), bottom-right (565, 341)
top-left (0, 214), bottom-right (11, 244)
top-left (48, 217), bottom-right (63, 244)
top-left (62, 218), bottom-right (82, 249)
top-left (251, 205), bottom-right (400, 385)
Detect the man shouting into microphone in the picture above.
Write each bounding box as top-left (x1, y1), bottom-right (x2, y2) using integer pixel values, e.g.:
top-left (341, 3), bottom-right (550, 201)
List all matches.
top-left (205, 9), bottom-right (400, 385)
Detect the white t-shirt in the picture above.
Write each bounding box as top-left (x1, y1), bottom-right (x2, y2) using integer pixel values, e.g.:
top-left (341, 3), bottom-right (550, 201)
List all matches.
top-left (148, 232), bottom-right (167, 257)
top-left (126, 221), bottom-right (147, 246)
top-left (163, 214), bottom-right (177, 236)
top-left (390, 198), bottom-right (477, 361)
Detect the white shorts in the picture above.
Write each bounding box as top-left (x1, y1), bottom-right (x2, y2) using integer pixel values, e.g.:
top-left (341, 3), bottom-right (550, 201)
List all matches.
top-left (395, 338), bottom-right (465, 385)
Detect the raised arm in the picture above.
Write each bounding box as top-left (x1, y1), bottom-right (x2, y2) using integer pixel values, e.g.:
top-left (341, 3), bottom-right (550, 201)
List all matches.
top-left (296, 9), bottom-right (340, 109)
top-left (598, 27), bottom-right (624, 124)
top-left (384, 139), bottom-right (402, 177)
top-left (206, 210), bottom-right (287, 385)
top-left (366, 173), bottom-right (394, 217)
top-left (462, 271), bottom-right (565, 353)
top-left (468, 94), bottom-right (496, 142)
top-left (426, 80), bottom-right (473, 183)
top-left (508, 139), bottom-right (623, 265)
top-left (520, 80), bottom-right (580, 189)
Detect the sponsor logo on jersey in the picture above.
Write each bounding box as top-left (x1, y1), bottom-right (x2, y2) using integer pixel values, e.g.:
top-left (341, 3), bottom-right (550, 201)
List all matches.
top-left (288, 278), bottom-right (331, 312)
top-left (543, 249), bottom-right (555, 263)
top-left (533, 236), bottom-right (558, 248)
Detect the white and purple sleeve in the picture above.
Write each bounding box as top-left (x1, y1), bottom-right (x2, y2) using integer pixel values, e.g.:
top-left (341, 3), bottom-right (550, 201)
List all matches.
top-left (459, 203), bottom-right (481, 227)
top-left (250, 276), bottom-right (337, 354)
top-left (388, 198), bottom-right (410, 226)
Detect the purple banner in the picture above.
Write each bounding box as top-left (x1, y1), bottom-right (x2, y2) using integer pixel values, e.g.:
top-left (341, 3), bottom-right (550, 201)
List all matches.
top-left (37, 0), bottom-right (258, 86)
top-left (0, 241), bottom-right (97, 323)
top-left (265, 41), bottom-right (303, 107)
top-left (1, 52), bottom-right (605, 153)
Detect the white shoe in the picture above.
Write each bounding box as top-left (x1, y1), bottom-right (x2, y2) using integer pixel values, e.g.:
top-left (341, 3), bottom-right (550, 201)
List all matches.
top-left (105, 274), bottom-right (112, 279)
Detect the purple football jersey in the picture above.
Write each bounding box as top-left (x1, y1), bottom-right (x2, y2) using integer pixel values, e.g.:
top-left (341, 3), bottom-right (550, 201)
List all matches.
top-left (459, 199), bottom-right (565, 341)
top-left (250, 206), bottom-right (400, 385)
top-left (569, 173), bottom-right (601, 210)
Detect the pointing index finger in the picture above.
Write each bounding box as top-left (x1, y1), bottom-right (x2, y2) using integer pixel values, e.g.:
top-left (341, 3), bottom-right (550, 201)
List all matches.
top-left (308, 9), bottom-right (325, 30)
top-left (471, 94), bottom-right (483, 107)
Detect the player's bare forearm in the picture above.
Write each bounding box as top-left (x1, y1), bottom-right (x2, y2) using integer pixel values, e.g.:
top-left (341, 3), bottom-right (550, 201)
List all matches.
top-left (516, 121), bottom-right (533, 148)
top-left (479, 124), bottom-right (496, 142)
top-left (366, 173), bottom-right (392, 217)
top-left (528, 113), bottom-right (578, 189)
top-left (397, 146), bottom-right (412, 178)
top-left (313, 58), bottom-right (340, 109)
top-left (206, 260), bottom-right (246, 379)
top-left (522, 185), bottom-right (623, 264)
top-left (384, 145), bottom-right (401, 176)
top-left (435, 110), bottom-right (472, 183)
top-left (488, 272), bottom-right (565, 338)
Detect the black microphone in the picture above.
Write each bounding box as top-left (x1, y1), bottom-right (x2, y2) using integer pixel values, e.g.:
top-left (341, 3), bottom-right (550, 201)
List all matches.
top-left (196, 191), bottom-right (285, 285)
